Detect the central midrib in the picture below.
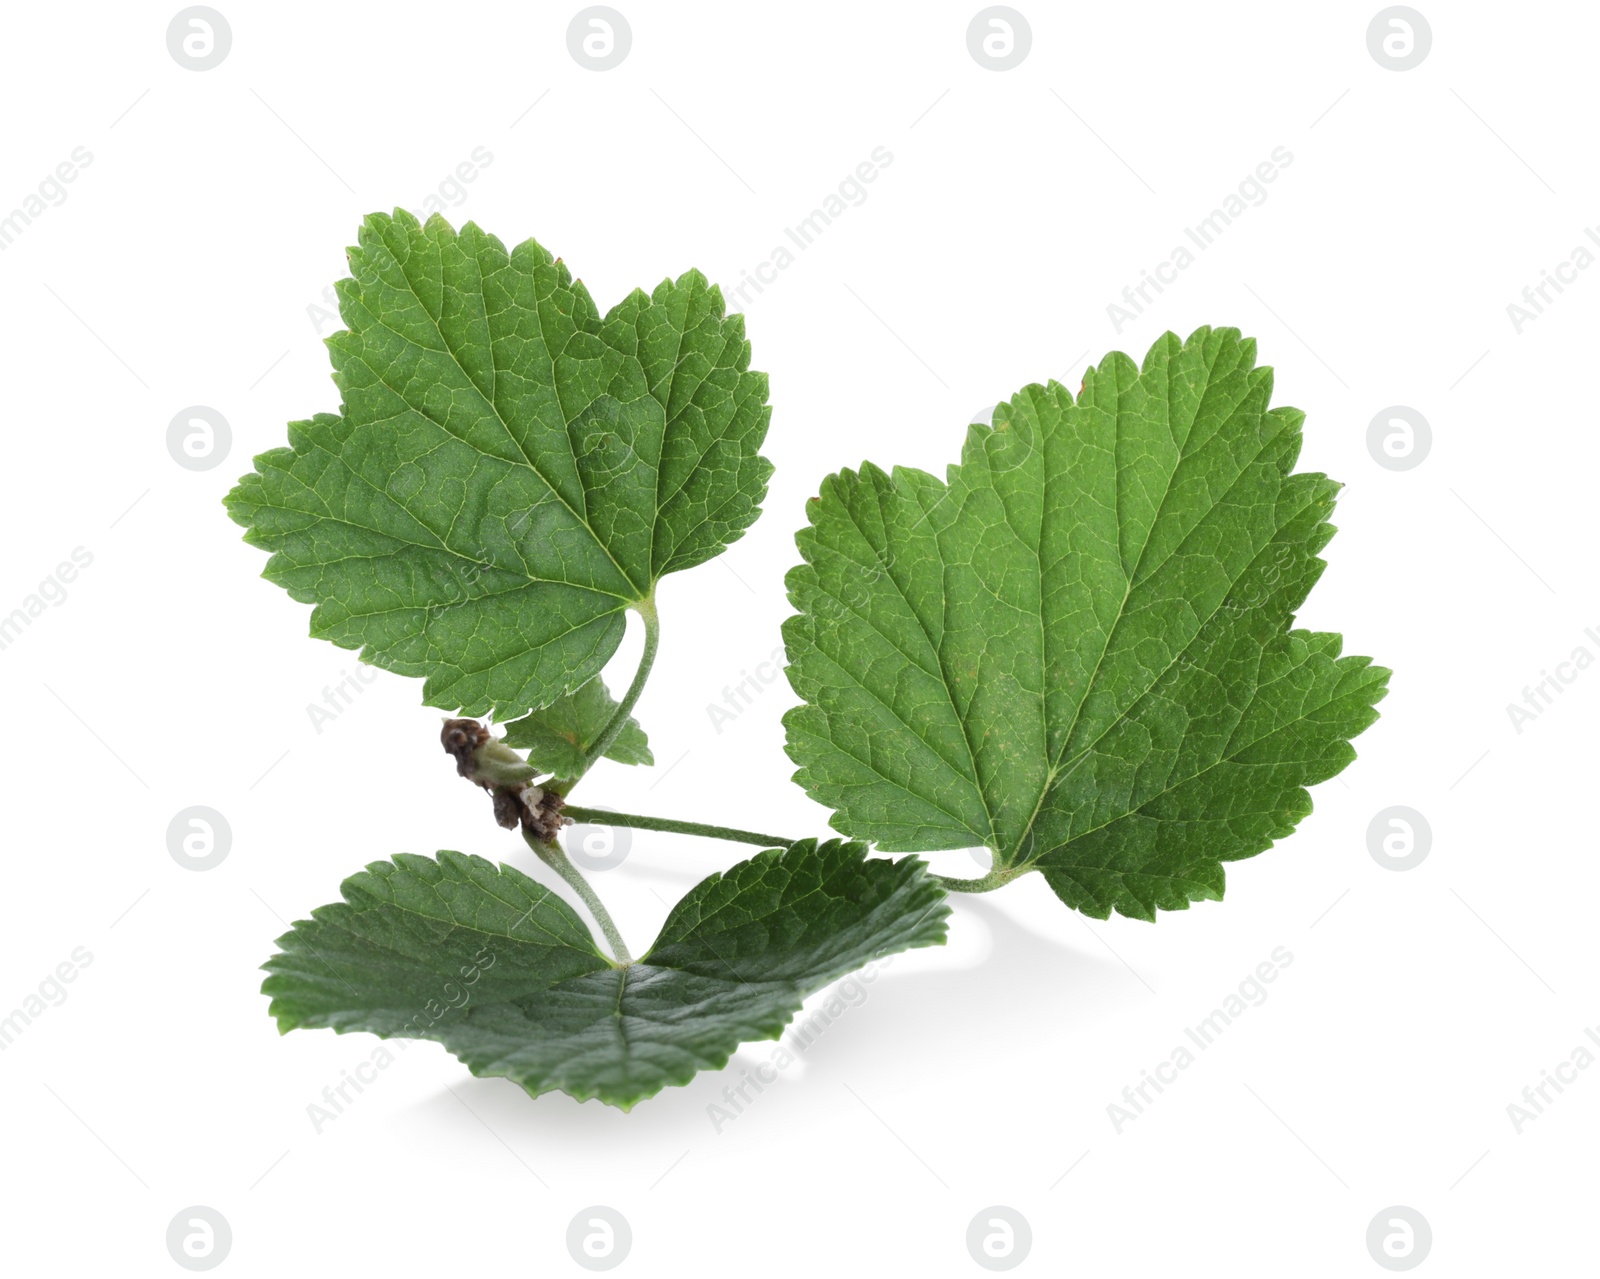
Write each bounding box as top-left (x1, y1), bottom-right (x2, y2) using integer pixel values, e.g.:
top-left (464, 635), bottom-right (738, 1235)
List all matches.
top-left (374, 243), bottom-right (646, 597)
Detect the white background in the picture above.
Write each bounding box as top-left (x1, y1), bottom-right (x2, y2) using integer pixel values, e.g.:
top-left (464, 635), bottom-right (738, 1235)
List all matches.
top-left (1, 1), bottom-right (1594, 1274)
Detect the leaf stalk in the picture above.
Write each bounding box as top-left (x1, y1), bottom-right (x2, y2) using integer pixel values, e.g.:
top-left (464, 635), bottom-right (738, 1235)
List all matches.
top-left (933, 865), bottom-right (1024, 894)
top-left (560, 596), bottom-right (660, 793)
top-left (562, 805), bottom-right (793, 849)
top-left (524, 828), bottom-right (633, 965)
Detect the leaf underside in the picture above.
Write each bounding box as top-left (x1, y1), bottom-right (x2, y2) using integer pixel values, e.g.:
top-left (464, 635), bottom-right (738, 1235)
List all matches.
top-left (782, 327), bottom-right (1389, 921)
top-left (501, 676), bottom-right (651, 776)
top-left (262, 841), bottom-right (948, 1109)
top-left (225, 210), bottom-right (772, 722)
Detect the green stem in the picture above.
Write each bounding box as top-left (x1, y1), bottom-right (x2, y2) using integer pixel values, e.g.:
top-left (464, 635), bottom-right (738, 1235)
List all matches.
top-left (561, 596), bottom-right (660, 793)
top-left (524, 828), bottom-right (632, 964)
top-left (933, 865), bottom-right (1024, 894)
top-left (563, 805), bottom-right (793, 849)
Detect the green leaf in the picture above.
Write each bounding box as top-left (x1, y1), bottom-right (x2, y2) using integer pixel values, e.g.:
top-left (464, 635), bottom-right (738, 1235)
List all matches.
top-left (262, 841), bottom-right (948, 1109)
top-left (225, 210), bottom-right (772, 721)
top-left (782, 327), bottom-right (1388, 921)
top-left (501, 677), bottom-right (651, 776)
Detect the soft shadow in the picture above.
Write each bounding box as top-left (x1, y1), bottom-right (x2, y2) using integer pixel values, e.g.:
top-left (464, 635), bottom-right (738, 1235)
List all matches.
top-left (772, 894), bottom-right (1123, 1080)
top-left (409, 1055), bottom-right (744, 1145)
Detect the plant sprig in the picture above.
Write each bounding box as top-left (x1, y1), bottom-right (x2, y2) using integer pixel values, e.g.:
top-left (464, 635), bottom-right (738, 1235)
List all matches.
top-left (230, 213), bottom-right (1385, 1109)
